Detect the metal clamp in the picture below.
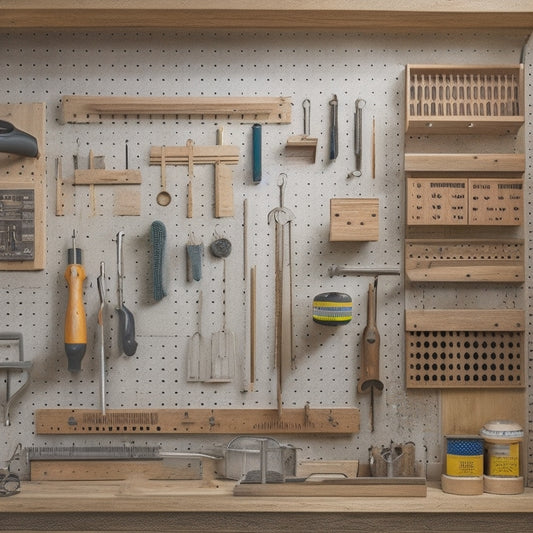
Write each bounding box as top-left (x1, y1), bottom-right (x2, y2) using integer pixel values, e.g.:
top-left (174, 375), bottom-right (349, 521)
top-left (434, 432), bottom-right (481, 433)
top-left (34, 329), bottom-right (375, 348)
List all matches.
top-left (0, 333), bottom-right (32, 426)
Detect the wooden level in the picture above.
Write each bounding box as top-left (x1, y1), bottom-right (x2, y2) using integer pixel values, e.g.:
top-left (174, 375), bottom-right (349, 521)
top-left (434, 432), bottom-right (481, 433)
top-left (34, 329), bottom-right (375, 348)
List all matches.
top-left (35, 407), bottom-right (360, 435)
top-left (61, 95), bottom-right (291, 124)
top-left (1, 2), bottom-right (533, 30)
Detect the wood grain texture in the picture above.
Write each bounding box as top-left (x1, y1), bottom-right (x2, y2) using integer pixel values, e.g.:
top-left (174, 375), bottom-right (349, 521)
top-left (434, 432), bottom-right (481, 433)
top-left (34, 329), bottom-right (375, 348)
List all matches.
top-left (35, 407), bottom-right (360, 434)
top-left (1, 2), bottom-right (533, 30)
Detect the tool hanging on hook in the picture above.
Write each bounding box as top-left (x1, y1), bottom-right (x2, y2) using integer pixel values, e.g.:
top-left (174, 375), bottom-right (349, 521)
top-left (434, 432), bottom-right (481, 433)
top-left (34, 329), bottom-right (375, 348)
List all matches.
top-left (329, 95), bottom-right (338, 161)
top-left (97, 261), bottom-right (106, 415)
top-left (348, 98), bottom-right (366, 178)
top-left (358, 278), bottom-right (383, 433)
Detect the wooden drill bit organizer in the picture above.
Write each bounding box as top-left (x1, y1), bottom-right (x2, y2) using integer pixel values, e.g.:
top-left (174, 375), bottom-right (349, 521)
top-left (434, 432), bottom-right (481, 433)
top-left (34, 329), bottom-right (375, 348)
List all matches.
top-left (405, 309), bottom-right (525, 389)
top-left (405, 64), bottom-right (524, 135)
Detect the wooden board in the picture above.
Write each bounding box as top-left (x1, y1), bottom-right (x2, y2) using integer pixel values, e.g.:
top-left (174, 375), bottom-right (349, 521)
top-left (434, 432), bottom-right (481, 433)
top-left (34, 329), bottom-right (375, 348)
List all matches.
top-left (30, 459), bottom-right (203, 481)
top-left (35, 407), bottom-right (360, 435)
top-left (405, 309), bottom-right (524, 331)
top-left (149, 144), bottom-right (240, 166)
top-left (61, 95), bottom-right (291, 124)
top-left (296, 460), bottom-right (359, 479)
top-left (404, 153), bottom-right (525, 175)
top-left (0, 103), bottom-right (46, 270)
top-left (74, 169), bottom-right (142, 185)
top-left (441, 389), bottom-right (526, 436)
top-left (233, 477), bottom-right (427, 497)
top-left (405, 239), bottom-right (525, 283)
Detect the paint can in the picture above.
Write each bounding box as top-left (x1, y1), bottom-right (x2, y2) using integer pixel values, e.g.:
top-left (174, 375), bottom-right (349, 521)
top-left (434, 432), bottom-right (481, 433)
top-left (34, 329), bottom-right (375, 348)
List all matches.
top-left (480, 420), bottom-right (524, 494)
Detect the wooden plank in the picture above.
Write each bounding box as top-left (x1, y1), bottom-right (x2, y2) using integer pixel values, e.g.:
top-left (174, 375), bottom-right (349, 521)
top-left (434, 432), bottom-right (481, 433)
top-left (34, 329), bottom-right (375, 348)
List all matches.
top-left (404, 153), bottom-right (525, 174)
top-left (73, 169), bottom-right (142, 185)
top-left (296, 460), bottom-right (359, 479)
top-left (0, 103), bottom-right (46, 270)
top-left (2, 2), bottom-right (533, 30)
top-left (405, 309), bottom-right (525, 332)
top-left (35, 407), bottom-right (360, 435)
top-left (61, 95), bottom-right (291, 124)
top-left (149, 144), bottom-right (240, 166)
top-left (441, 389), bottom-right (526, 435)
top-left (233, 477), bottom-right (426, 497)
top-left (405, 239), bottom-right (525, 283)
top-left (30, 459), bottom-right (203, 481)
top-left (214, 163), bottom-right (234, 217)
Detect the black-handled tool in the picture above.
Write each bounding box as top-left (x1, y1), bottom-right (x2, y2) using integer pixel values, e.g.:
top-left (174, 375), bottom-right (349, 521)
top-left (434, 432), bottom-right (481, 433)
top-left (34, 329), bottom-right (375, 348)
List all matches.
top-left (115, 231), bottom-right (138, 357)
top-left (0, 120), bottom-right (38, 158)
top-left (329, 95), bottom-right (338, 160)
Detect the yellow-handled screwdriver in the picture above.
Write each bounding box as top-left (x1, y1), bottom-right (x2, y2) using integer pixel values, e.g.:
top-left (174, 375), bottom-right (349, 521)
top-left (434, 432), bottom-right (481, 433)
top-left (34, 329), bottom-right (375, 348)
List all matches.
top-left (64, 230), bottom-right (87, 372)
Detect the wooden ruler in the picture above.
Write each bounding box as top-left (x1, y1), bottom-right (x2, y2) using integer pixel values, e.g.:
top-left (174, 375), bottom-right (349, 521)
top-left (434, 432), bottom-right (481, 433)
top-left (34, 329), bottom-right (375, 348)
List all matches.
top-left (35, 408), bottom-right (359, 435)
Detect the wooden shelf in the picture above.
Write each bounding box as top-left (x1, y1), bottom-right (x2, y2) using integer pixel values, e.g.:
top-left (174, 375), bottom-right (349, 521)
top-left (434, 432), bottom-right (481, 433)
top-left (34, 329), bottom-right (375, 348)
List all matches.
top-left (406, 65), bottom-right (525, 135)
top-left (405, 238), bottom-right (525, 283)
top-left (1, 1), bottom-right (533, 30)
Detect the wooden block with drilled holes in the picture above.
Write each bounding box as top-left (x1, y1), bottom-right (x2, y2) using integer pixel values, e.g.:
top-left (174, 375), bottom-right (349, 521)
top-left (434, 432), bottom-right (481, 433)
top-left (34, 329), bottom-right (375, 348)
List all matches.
top-left (469, 179), bottom-right (523, 225)
top-left (30, 460), bottom-right (203, 481)
top-left (35, 408), bottom-right (360, 435)
top-left (329, 198), bottom-right (379, 241)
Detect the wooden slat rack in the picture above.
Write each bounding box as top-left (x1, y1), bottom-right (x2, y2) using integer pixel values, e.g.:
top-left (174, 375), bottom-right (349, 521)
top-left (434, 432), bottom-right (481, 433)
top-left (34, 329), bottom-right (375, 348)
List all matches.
top-left (405, 64), bottom-right (524, 134)
top-left (35, 407), bottom-right (360, 435)
top-left (61, 95), bottom-right (292, 124)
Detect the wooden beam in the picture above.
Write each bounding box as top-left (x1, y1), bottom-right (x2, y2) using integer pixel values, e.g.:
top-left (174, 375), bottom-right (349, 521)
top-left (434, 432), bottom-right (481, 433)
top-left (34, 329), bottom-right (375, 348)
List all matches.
top-left (1, 1), bottom-right (533, 30)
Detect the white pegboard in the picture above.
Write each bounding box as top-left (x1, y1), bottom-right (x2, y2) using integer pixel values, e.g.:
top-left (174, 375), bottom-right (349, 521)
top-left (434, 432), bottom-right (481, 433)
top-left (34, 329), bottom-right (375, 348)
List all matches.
top-left (0, 29), bottom-right (530, 480)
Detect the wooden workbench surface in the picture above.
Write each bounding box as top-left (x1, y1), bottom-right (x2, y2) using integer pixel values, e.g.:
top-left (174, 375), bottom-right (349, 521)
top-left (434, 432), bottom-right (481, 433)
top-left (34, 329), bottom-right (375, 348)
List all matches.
top-left (1, 480), bottom-right (532, 531)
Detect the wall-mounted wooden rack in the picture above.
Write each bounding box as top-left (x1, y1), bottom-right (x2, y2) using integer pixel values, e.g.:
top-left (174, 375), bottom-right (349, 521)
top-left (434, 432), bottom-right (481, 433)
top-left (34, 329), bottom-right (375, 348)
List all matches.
top-left (405, 309), bottom-right (525, 389)
top-left (405, 64), bottom-right (524, 135)
top-left (61, 95), bottom-right (291, 124)
top-left (35, 407), bottom-right (360, 435)
top-left (405, 238), bottom-right (525, 283)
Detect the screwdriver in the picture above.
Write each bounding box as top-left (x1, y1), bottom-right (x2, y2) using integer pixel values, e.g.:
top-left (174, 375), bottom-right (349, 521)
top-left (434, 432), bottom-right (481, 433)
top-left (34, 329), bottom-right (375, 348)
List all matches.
top-left (64, 230), bottom-right (87, 372)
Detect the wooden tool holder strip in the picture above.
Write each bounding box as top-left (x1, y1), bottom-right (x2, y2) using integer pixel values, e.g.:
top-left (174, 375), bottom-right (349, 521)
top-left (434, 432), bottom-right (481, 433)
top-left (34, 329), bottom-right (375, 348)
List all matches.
top-left (149, 145), bottom-right (239, 166)
top-left (405, 309), bottom-right (525, 389)
top-left (405, 239), bottom-right (525, 282)
top-left (73, 169), bottom-right (142, 185)
top-left (35, 407), bottom-right (360, 435)
top-left (405, 64), bottom-right (524, 134)
top-left (61, 95), bottom-right (292, 124)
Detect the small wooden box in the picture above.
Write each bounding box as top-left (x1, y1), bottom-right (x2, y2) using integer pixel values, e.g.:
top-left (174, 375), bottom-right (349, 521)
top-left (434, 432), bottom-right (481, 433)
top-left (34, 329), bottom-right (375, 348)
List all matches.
top-left (330, 198), bottom-right (379, 242)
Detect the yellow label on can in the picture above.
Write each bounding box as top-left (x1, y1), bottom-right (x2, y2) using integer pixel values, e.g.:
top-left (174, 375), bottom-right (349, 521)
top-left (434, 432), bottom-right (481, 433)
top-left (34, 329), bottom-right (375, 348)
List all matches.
top-left (487, 442), bottom-right (520, 477)
top-left (446, 454), bottom-right (483, 477)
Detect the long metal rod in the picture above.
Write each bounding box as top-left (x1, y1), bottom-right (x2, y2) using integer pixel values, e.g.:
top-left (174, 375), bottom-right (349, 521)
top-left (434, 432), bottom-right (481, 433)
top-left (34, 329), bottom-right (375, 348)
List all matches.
top-left (328, 266), bottom-right (400, 277)
top-left (97, 261), bottom-right (106, 415)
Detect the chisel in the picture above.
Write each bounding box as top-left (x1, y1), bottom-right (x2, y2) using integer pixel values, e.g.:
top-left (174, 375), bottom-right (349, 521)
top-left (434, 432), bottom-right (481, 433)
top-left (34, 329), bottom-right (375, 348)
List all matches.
top-left (64, 230), bottom-right (87, 372)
